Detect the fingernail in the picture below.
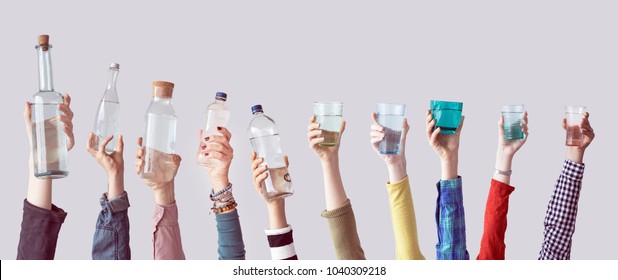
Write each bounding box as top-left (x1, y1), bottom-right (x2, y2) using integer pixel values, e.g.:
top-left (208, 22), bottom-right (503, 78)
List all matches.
top-left (205, 137), bottom-right (209, 141)
top-left (205, 153), bottom-right (209, 156)
top-left (217, 127), bottom-right (222, 130)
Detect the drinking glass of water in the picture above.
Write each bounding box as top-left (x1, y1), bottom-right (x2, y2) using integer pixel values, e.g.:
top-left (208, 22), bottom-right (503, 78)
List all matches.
top-left (313, 102), bottom-right (343, 147)
top-left (430, 100), bottom-right (463, 134)
top-left (376, 103), bottom-right (406, 154)
top-left (501, 105), bottom-right (525, 140)
top-left (565, 106), bottom-right (586, 146)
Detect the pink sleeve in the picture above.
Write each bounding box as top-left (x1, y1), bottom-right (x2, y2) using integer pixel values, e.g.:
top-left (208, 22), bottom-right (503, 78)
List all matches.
top-left (152, 203), bottom-right (185, 260)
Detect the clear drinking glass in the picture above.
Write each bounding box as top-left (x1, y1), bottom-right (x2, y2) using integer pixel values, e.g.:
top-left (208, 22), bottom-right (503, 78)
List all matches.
top-left (376, 103), bottom-right (406, 154)
top-left (313, 102), bottom-right (343, 147)
top-left (430, 100), bottom-right (463, 134)
top-left (501, 105), bottom-right (525, 140)
top-left (565, 106), bottom-right (586, 146)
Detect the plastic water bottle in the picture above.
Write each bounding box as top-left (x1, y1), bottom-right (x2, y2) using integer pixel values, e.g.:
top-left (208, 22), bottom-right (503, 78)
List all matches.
top-left (247, 105), bottom-right (293, 200)
top-left (197, 92), bottom-right (230, 166)
top-left (31, 34), bottom-right (69, 179)
top-left (93, 63), bottom-right (120, 153)
top-left (141, 81), bottom-right (177, 183)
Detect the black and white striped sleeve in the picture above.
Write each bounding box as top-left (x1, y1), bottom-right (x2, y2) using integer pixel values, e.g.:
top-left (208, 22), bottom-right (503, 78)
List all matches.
top-left (265, 225), bottom-right (298, 260)
top-left (539, 160), bottom-right (585, 260)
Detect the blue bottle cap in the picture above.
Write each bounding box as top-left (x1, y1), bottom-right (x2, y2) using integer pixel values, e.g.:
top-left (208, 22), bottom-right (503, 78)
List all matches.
top-left (251, 104), bottom-right (263, 114)
top-left (215, 92), bottom-right (227, 101)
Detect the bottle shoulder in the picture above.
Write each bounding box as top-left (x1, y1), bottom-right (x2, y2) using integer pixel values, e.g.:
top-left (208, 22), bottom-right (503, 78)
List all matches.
top-left (146, 100), bottom-right (176, 116)
top-left (32, 91), bottom-right (63, 103)
top-left (102, 89), bottom-right (120, 102)
top-left (248, 114), bottom-right (278, 136)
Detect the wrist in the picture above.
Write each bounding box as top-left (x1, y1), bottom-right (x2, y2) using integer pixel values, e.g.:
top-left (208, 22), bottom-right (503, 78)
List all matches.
top-left (386, 159), bottom-right (407, 183)
top-left (154, 181), bottom-right (175, 206)
top-left (107, 171), bottom-right (125, 198)
top-left (266, 198), bottom-right (287, 229)
top-left (320, 154), bottom-right (339, 166)
top-left (210, 176), bottom-right (230, 192)
top-left (495, 152), bottom-right (514, 171)
top-left (440, 156), bottom-right (458, 180)
top-left (566, 147), bottom-right (585, 164)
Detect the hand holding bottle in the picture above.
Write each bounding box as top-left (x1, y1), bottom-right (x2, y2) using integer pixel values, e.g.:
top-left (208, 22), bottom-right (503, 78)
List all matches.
top-left (307, 115), bottom-right (346, 162)
top-left (426, 110), bottom-right (465, 180)
top-left (87, 133), bottom-right (124, 197)
top-left (251, 152), bottom-right (289, 229)
top-left (135, 137), bottom-right (181, 190)
top-left (370, 112), bottom-right (409, 183)
top-left (198, 127), bottom-right (234, 191)
top-left (563, 112), bottom-right (594, 164)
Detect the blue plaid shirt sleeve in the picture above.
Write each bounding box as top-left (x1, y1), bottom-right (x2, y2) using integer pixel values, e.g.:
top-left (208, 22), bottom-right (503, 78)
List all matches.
top-left (539, 160), bottom-right (585, 260)
top-left (435, 177), bottom-right (470, 260)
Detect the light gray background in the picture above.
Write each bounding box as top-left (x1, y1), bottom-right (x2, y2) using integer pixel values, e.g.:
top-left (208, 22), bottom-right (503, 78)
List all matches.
top-left (1, 0), bottom-right (616, 260)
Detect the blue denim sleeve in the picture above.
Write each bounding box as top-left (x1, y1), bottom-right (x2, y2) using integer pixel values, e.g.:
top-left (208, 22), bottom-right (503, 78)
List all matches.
top-left (215, 209), bottom-right (246, 260)
top-left (435, 177), bottom-right (470, 260)
top-left (92, 191), bottom-right (131, 260)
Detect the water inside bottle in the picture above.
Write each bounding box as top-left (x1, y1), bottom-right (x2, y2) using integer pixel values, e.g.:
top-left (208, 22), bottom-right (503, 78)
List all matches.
top-left (250, 134), bottom-right (293, 200)
top-left (94, 100), bottom-right (120, 153)
top-left (31, 102), bottom-right (68, 178)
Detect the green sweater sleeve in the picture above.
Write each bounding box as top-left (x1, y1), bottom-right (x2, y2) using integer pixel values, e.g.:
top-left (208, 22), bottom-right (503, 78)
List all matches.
top-left (321, 199), bottom-right (366, 260)
top-left (386, 176), bottom-right (425, 260)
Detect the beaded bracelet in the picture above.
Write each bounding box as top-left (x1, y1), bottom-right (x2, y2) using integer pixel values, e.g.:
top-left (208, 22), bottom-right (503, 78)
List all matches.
top-left (210, 183), bottom-right (233, 200)
top-left (211, 202), bottom-right (238, 214)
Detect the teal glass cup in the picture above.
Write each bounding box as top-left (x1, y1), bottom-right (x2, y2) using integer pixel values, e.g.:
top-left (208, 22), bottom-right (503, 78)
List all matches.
top-left (501, 105), bottom-right (525, 140)
top-left (430, 100), bottom-right (463, 134)
top-left (376, 103), bottom-right (406, 154)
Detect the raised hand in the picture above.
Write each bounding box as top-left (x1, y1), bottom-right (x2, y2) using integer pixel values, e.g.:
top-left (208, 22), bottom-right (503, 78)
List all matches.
top-left (307, 115), bottom-right (346, 161)
top-left (87, 133), bottom-right (125, 197)
top-left (426, 109), bottom-right (465, 161)
top-left (197, 127), bottom-right (234, 190)
top-left (497, 111), bottom-right (529, 157)
top-left (562, 112), bottom-right (595, 163)
top-left (135, 137), bottom-right (181, 190)
top-left (370, 112), bottom-right (409, 166)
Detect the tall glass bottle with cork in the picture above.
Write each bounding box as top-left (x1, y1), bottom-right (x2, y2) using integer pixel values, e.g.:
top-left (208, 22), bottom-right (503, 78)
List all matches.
top-left (141, 81), bottom-right (178, 183)
top-left (93, 63), bottom-right (120, 153)
top-left (31, 34), bottom-right (69, 179)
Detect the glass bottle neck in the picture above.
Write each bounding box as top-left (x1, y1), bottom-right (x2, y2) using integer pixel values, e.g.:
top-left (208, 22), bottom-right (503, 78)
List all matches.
top-left (106, 69), bottom-right (119, 90)
top-left (37, 46), bottom-right (54, 92)
top-left (153, 96), bottom-right (172, 103)
top-left (253, 111), bottom-right (264, 116)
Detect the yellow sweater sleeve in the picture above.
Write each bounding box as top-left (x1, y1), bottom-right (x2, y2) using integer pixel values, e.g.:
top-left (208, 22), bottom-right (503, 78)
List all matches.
top-left (386, 176), bottom-right (425, 260)
top-left (321, 199), bottom-right (366, 260)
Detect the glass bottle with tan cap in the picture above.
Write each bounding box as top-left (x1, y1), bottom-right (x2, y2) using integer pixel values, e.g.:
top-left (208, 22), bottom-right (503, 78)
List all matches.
top-left (141, 81), bottom-right (178, 182)
top-left (31, 34), bottom-right (69, 179)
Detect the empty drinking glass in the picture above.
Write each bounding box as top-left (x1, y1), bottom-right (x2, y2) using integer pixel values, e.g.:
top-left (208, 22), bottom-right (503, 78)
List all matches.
top-left (376, 103), bottom-right (405, 154)
top-left (501, 105), bottom-right (525, 140)
top-left (565, 106), bottom-right (586, 146)
top-left (313, 102), bottom-right (343, 147)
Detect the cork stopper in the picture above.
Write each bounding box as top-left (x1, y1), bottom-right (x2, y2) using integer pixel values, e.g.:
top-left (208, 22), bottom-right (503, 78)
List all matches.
top-left (38, 34), bottom-right (50, 51)
top-left (152, 81), bottom-right (174, 98)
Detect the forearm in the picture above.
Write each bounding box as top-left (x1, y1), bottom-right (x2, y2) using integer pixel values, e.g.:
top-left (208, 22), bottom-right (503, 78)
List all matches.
top-left (477, 180), bottom-right (514, 260)
top-left (17, 199), bottom-right (67, 260)
top-left (321, 157), bottom-right (348, 211)
top-left (493, 152), bottom-right (514, 185)
top-left (107, 171), bottom-right (124, 198)
top-left (386, 177), bottom-right (424, 260)
top-left (539, 160), bottom-right (584, 260)
top-left (440, 156), bottom-right (458, 180)
top-left (435, 178), bottom-right (469, 260)
top-left (267, 199), bottom-right (288, 230)
top-left (566, 147), bottom-right (585, 164)
top-left (152, 202), bottom-right (185, 260)
top-left (215, 209), bottom-right (246, 260)
top-left (321, 200), bottom-right (366, 260)
top-left (386, 159), bottom-right (407, 185)
top-left (92, 192), bottom-right (131, 260)
top-left (27, 161), bottom-right (53, 210)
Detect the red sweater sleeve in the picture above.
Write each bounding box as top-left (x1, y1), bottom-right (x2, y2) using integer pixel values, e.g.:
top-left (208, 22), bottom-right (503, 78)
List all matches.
top-left (476, 179), bottom-right (515, 260)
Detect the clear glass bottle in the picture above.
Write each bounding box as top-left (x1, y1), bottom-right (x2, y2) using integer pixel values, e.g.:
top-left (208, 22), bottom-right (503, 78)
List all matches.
top-left (141, 81), bottom-right (177, 183)
top-left (31, 34), bottom-right (69, 179)
top-left (247, 104), bottom-right (293, 200)
top-left (196, 92), bottom-right (230, 166)
top-left (93, 63), bottom-right (120, 153)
